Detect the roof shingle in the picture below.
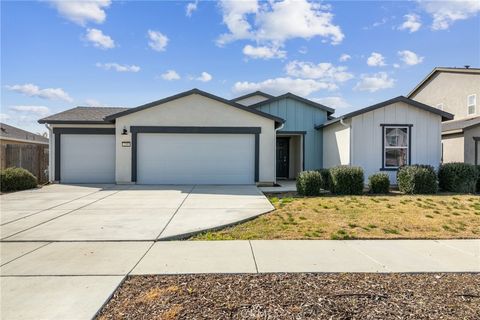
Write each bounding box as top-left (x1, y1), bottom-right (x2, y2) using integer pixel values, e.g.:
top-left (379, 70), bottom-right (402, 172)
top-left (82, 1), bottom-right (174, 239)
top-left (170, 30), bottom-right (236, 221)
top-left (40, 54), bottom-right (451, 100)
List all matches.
top-left (0, 123), bottom-right (49, 144)
top-left (38, 106), bottom-right (128, 124)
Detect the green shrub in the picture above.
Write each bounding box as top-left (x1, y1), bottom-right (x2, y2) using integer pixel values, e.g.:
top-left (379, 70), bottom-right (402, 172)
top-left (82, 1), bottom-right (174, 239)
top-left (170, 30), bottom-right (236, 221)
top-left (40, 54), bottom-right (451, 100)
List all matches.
top-left (329, 166), bottom-right (364, 195)
top-left (368, 173), bottom-right (390, 194)
top-left (316, 168), bottom-right (332, 191)
top-left (296, 171), bottom-right (323, 196)
top-left (397, 165), bottom-right (438, 194)
top-left (438, 162), bottom-right (478, 193)
top-left (0, 167), bottom-right (38, 192)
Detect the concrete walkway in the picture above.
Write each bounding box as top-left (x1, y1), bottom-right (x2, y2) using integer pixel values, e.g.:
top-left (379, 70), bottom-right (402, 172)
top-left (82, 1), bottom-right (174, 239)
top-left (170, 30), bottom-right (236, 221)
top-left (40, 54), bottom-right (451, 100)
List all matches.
top-left (1, 184), bottom-right (273, 241)
top-left (1, 240), bottom-right (479, 319)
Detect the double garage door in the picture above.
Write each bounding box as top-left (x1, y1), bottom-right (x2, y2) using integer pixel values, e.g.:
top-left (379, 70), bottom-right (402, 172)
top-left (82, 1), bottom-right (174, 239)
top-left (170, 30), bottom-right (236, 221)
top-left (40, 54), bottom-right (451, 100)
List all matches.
top-left (60, 133), bottom-right (255, 184)
top-left (136, 133), bottom-right (255, 184)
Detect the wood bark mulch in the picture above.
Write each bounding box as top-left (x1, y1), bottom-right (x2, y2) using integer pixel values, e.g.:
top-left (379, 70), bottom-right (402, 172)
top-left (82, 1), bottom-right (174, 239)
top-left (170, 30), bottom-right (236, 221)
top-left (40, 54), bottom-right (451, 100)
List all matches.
top-left (97, 273), bottom-right (480, 320)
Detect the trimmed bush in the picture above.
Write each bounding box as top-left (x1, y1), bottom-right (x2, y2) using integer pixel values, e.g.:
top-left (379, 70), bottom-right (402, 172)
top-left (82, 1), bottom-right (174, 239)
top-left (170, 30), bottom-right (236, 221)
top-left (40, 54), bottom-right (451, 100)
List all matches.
top-left (438, 162), bottom-right (478, 193)
top-left (397, 165), bottom-right (438, 194)
top-left (316, 168), bottom-right (332, 191)
top-left (368, 173), bottom-right (390, 194)
top-left (0, 167), bottom-right (38, 192)
top-left (330, 166), bottom-right (364, 195)
top-left (296, 171), bottom-right (323, 196)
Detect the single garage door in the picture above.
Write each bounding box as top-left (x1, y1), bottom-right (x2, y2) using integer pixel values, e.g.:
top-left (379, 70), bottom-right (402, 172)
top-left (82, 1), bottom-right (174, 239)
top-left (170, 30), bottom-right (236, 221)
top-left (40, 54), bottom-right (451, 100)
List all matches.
top-left (137, 133), bottom-right (255, 184)
top-left (60, 134), bottom-right (115, 183)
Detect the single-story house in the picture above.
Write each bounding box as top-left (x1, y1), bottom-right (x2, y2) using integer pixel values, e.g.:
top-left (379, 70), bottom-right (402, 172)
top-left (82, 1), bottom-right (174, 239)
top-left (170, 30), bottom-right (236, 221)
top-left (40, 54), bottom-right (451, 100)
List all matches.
top-left (0, 122), bottom-right (49, 146)
top-left (38, 89), bottom-right (453, 185)
top-left (317, 96), bottom-right (453, 182)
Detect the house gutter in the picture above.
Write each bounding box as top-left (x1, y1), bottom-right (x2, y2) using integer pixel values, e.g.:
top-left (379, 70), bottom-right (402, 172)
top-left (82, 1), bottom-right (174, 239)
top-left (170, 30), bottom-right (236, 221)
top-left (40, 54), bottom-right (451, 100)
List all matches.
top-left (45, 123), bottom-right (54, 182)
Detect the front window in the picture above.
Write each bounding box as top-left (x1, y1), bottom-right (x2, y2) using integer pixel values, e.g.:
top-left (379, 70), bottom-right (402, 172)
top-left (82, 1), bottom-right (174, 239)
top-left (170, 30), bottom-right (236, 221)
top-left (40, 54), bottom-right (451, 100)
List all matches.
top-left (468, 94), bottom-right (476, 115)
top-left (384, 126), bottom-right (409, 168)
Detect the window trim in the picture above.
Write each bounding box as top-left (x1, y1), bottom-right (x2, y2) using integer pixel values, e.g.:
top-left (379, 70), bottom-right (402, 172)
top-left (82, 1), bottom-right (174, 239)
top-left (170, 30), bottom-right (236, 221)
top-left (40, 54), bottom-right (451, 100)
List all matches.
top-left (468, 94), bottom-right (476, 115)
top-left (380, 124), bottom-right (413, 171)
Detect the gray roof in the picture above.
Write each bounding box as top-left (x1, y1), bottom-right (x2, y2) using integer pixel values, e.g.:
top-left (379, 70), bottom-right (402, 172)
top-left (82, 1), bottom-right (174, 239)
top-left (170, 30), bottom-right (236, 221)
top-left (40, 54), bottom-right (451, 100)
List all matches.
top-left (0, 122), bottom-right (49, 144)
top-left (315, 96), bottom-right (454, 129)
top-left (231, 91), bottom-right (274, 102)
top-left (38, 106), bottom-right (128, 124)
top-left (248, 92), bottom-right (335, 115)
top-left (408, 67), bottom-right (480, 98)
top-left (442, 116), bottom-right (480, 133)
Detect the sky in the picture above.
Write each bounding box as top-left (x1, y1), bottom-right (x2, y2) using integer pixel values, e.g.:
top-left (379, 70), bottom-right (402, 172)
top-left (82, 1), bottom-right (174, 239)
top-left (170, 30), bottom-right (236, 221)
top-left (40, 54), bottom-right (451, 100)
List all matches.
top-left (1, 0), bottom-right (480, 135)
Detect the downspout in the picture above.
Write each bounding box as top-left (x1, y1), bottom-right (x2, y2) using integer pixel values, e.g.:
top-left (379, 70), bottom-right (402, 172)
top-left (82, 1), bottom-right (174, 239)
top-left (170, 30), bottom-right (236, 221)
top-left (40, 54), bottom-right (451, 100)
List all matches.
top-left (274, 123), bottom-right (284, 185)
top-left (339, 117), bottom-right (352, 165)
top-left (45, 123), bottom-right (53, 182)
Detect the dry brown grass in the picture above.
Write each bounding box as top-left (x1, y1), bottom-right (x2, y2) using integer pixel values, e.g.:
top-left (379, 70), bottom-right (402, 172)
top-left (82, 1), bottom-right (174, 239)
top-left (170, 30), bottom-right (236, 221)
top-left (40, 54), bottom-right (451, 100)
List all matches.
top-left (193, 193), bottom-right (480, 240)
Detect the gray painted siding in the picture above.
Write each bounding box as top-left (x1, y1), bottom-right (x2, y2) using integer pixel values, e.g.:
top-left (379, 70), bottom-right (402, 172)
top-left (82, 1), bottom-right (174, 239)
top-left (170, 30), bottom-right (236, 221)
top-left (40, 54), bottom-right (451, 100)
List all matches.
top-left (256, 98), bottom-right (327, 169)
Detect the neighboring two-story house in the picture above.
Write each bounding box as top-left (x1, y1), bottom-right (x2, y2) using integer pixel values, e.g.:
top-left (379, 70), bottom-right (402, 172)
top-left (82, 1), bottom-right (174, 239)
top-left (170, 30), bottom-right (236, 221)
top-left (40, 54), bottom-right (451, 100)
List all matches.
top-left (408, 67), bottom-right (480, 165)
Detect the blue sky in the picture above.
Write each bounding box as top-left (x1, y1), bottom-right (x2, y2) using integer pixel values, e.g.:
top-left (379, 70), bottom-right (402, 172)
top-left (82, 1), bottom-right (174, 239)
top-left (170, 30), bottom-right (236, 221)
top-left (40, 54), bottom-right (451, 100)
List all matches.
top-left (2, 0), bottom-right (479, 134)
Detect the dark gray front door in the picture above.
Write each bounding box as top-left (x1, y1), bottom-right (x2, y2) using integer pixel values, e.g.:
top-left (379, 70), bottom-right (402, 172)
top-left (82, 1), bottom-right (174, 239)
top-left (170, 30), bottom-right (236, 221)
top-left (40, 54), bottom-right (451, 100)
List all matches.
top-left (276, 138), bottom-right (289, 178)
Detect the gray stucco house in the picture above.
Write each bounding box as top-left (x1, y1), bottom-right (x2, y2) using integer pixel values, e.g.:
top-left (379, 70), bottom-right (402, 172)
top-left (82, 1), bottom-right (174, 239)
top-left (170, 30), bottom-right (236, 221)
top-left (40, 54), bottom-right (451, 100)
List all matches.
top-left (408, 66), bottom-right (480, 165)
top-left (38, 88), bottom-right (452, 185)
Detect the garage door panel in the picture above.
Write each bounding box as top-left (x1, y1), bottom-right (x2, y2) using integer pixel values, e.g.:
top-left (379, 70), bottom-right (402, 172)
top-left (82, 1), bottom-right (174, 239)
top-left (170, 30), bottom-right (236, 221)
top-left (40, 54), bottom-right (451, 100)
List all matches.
top-left (137, 134), bottom-right (254, 184)
top-left (60, 134), bottom-right (115, 183)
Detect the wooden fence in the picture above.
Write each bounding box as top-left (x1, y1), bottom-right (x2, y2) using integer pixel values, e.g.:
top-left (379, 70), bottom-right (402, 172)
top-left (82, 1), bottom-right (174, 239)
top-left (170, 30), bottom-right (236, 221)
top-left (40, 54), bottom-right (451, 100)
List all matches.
top-left (0, 144), bottom-right (49, 183)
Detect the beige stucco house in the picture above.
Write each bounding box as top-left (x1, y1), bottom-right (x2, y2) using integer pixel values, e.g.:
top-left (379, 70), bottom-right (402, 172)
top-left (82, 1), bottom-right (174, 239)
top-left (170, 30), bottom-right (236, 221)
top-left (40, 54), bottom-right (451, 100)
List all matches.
top-left (408, 67), bottom-right (480, 165)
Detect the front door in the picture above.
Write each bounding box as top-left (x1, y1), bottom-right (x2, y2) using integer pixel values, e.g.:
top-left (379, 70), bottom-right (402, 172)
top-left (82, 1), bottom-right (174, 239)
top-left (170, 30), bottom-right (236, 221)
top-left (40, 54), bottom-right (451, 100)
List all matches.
top-left (276, 138), bottom-right (289, 178)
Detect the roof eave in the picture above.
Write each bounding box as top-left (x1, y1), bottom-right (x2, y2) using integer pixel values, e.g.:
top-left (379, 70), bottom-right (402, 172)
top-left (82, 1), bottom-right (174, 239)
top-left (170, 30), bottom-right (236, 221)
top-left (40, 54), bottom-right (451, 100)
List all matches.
top-left (38, 120), bottom-right (114, 125)
top-left (104, 88), bottom-right (285, 125)
top-left (249, 92), bottom-right (335, 115)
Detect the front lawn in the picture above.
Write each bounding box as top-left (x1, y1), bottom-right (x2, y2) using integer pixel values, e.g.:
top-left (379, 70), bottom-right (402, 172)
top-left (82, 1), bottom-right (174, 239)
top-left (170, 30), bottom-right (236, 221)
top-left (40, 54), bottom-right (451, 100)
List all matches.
top-left (97, 274), bottom-right (480, 319)
top-left (193, 194), bottom-right (480, 240)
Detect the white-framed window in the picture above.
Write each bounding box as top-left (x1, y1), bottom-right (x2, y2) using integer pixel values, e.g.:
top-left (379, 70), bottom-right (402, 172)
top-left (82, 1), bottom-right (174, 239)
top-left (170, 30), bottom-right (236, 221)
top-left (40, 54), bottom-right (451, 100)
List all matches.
top-left (436, 103), bottom-right (444, 110)
top-left (383, 126), bottom-right (410, 169)
top-left (468, 94), bottom-right (476, 115)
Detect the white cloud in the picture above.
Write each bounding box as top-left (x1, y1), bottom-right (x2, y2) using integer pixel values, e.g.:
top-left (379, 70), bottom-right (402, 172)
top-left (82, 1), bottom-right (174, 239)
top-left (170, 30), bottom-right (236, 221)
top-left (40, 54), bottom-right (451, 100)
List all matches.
top-left (419, 0), bottom-right (480, 30)
top-left (398, 50), bottom-right (424, 65)
top-left (161, 70), bottom-right (181, 81)
top-left (9, 105), bottom-right (51, 116)
top-left (48, 0), bottom-right (111, 26)
top-left (367, 52), bottom-right (386, 66)
top-left (298, 46), bottom-right (308, 54)
top-left (84, 99), bottom-right (123, 108)
top-left (148, 30), bottom-right (169, 52)
top-left (233, 77), bottom-right (337, 96)
top-left (243, 45), bottom-right (286, 59)
top-left (399, 14), bottom-right (422, 32)
top-left (0, 113), bottom-right (11, 122)
top-left (285, 61), bottom-right (353, 82)
top-left (6, 84), bottom-right (73, 102)
top-left (217, 0), bottom-right (344, 47)
top-left (95, 62), bottom-right (140, 72)
top-left (363, 17), bottom-right (388, 30)
top-left (354, 72), bottom-right (395, 92)
top-left (339, 54), bottom-right (351, 62)
top-left (195, 72), bottom-right (213, 82)
top-left (393, 63), bottom-right (401, 68)
top-left (186, 0), bottom-right (198, 17)
top-left (85, 28), bottom-right (115, 49)
top-left (312, 96), bottom-right (351, 109)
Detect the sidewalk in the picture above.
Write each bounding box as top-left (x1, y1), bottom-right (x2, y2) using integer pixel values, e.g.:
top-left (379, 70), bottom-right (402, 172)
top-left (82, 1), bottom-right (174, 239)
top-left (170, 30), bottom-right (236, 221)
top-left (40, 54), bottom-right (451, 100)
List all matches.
top-left (1, 240), bottom-right (479, 319)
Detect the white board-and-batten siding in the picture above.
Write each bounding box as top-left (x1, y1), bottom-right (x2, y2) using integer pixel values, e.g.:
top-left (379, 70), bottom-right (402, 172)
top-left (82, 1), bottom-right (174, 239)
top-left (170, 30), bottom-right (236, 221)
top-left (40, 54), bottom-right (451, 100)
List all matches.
top-left (323, 101), bottom-right (442, 183)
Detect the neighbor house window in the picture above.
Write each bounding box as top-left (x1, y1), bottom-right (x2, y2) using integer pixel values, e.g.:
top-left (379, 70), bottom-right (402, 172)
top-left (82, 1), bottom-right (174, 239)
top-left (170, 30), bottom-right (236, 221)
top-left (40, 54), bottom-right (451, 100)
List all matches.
top-left (468, 94), bottom-right (476, 115)
top-left (382, 125), bottom-right (411, 169)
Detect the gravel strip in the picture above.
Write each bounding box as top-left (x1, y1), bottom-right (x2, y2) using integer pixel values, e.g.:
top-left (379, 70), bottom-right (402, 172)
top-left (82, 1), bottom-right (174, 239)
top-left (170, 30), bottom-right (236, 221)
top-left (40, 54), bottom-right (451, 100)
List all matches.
top-left (97, 273), bottom-right (480, 319)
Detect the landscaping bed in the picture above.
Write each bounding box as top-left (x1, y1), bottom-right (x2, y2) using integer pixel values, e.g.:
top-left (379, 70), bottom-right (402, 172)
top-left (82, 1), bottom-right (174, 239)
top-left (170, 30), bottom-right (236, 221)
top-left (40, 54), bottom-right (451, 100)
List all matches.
top-left (97, 273), bottom-right (480, 319)
top-left (194, 194), bottom-right (480, 240)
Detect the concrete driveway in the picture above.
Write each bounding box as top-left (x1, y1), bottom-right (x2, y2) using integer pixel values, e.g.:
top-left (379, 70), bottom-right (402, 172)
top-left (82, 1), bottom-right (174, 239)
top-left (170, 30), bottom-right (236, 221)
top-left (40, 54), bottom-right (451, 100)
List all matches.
top-left (1, 184), bottom-right (274, 241)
